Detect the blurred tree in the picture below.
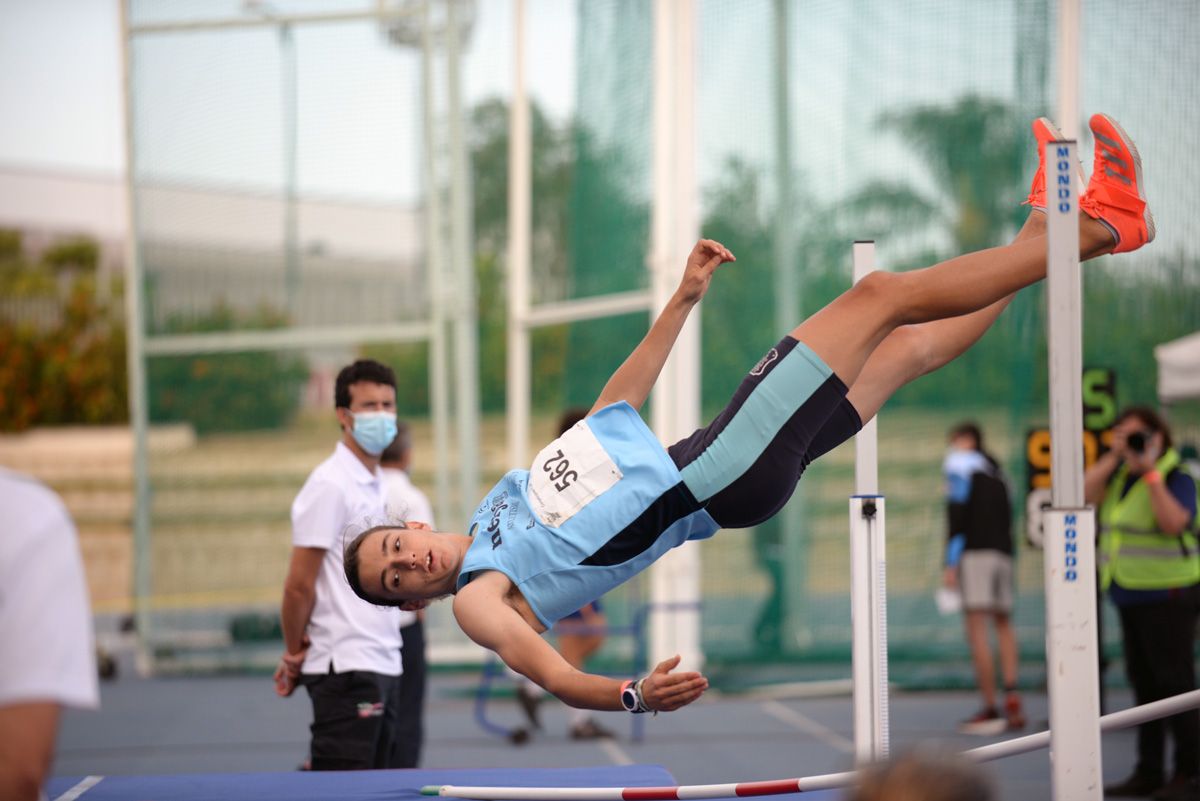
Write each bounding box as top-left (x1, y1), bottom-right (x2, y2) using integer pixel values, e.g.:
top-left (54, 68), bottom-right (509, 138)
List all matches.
top-left (873, 94), bottom-right (1026, 254)
top-left (147, 305), bottom-right (307, 434)
top-left (0, 232), bottom-right (127, 431)
top-left (42, 237), bottom-right (99, 275)
top-left (460, 98), bottom-right (651, 413)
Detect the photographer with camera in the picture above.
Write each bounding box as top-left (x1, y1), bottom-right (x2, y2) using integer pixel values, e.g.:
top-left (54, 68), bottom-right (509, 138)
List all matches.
top-left (1085, 406), bottom-right (1200, 799)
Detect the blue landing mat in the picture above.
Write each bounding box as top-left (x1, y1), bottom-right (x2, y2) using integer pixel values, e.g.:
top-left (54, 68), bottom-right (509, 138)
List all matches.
top-left (47, 765), bottom-right (679, 801)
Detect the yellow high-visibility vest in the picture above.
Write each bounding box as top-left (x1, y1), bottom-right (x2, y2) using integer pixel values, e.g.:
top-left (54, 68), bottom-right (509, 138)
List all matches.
top-left (1099, 448), bottom-right (1200, 591)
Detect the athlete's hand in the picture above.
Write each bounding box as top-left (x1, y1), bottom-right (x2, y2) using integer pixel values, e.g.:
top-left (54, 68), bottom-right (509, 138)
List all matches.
top-left (273, 637), bottom-right (309, 697)
top-left (676, 239), bottom-right (735, 305)
top-left (639, 654), bottom-right (709, 712)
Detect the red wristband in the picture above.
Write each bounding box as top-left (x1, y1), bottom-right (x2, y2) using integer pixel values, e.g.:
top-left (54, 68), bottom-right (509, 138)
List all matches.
top-left (1144, 470), bottom-right (1162, 485)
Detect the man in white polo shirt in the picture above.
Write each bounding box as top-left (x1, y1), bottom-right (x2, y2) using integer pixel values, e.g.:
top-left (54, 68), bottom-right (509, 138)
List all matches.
top-left (0, 469), bottom-right (99, 801)
top-left (379, 422), bottom-right (434, 767)
top-left (273, 359), bottom-right (404, 770)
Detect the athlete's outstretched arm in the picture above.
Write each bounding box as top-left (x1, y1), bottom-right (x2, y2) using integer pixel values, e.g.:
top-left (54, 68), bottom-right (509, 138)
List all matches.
top-left (589, 240), bottom-right (734, 416)
top-left (453, 578), bottom-right (708, 712)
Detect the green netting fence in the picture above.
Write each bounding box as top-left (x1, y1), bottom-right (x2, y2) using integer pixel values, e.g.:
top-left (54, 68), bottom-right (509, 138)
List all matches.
top-left (101, 0), bottom-right (1200, 686)
top-left (555, 0), bottom-right (1200, 688)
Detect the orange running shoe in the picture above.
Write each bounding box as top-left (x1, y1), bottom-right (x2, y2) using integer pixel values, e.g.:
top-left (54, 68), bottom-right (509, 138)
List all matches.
top-left (1023, 117), bottom-right (1071, 211)
top-left (1080, 113), bottom-right (1155, 254)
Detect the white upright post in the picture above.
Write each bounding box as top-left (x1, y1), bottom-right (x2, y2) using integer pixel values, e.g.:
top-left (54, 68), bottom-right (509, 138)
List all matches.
top-left (851, 242), bottom-right (879, 499)
top-left (648, 0), bottom-right (703, 671)
top-left (1057, 0), bottom-right (1081, 142)
top-left (1043, 140), bottom-right (1102, 800)
top-left (848, 241), bottom-right (888, 764)
top-left (506, 0), bottom-right (531, 471)
top-left (118, 0), bottom-right (153, 675)
top-left (420, 0), bottom-right (452, 530)
top-left (445, 0), bottom-right (481, 519)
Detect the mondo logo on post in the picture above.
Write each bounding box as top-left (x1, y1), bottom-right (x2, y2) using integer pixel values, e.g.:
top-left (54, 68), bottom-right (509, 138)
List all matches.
top-left (1063, 513), bottom-right (1078, 582)
top-left (1056, 145), bottom-right (1074, 213)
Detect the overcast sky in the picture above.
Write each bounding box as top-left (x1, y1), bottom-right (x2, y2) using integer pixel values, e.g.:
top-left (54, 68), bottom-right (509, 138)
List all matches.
top-left (0, 0), bottom-right (575, 199)
top-left (2, 1), bottom-right (1194, 257)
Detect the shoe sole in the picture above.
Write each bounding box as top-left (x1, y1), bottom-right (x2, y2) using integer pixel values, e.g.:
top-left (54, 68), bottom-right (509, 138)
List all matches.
top-left (1090, 113), bottom-right (1156, 245)
top-left (957, 718), bottom-right (1008, 736)
top-left (1034, 116), bottom-right (1063, 144)
top-left (1036, 117), bottom-right (1086, 182)
top-left (1030, 117), bottom-right (1085, 209)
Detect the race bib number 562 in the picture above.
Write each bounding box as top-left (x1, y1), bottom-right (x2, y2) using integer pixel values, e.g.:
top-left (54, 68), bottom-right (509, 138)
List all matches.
top-left (527, 421), bottom-right (623, 527)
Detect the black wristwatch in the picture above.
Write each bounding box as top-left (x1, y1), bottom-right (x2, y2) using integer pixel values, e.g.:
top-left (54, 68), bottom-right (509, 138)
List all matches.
top-left (620, 678), bottom-right (650, 714)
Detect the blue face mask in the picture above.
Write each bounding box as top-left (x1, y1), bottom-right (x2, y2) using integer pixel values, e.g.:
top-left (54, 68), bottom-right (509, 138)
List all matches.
top-left (350, 411), bottom-right (397, 456)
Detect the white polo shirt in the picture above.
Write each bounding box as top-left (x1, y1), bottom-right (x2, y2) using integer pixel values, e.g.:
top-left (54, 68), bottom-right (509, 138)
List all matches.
top-left (0, 469), bottom-right (99, 710)
top-left (381, 467), bottom-right (436, 629)
top-left (292, 442), bottom-right (402, 676)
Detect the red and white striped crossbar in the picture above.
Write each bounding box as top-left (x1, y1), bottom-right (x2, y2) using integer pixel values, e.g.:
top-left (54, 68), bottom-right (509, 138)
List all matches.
top-left (421, 690), bottom-right (1200, 800)
top-left (421, 772), bottom-right (856, 800)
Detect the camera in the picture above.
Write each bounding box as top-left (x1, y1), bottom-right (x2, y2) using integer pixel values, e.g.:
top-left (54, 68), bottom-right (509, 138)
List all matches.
top-left (1126, 431), bottom-right (1147, 453)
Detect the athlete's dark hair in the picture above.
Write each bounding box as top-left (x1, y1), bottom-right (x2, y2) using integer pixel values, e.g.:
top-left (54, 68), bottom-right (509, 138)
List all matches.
top-left (343, 526), bottom-right (403, 607)
top-left (334, 359), bottom-right (397, 409)
top-left (1115, 405), bottom-right (1174, 451)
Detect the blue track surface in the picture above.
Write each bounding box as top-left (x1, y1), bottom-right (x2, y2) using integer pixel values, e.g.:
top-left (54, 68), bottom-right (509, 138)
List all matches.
top-left (51, 672), bottom-right (1140, 801)
top-left (47, 765), bottom-right (681, 801)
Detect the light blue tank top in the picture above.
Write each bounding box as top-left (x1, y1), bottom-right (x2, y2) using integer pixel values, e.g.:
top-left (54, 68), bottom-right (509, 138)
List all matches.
top-left (456, 402), bottom-right (719, 627)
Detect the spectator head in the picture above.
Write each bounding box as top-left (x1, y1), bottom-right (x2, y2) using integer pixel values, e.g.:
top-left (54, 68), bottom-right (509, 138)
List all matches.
top-left (334, 359), bottom-right (397, 410)
top-left (846, 748), bottom-right (996, 801)
top-left (380, 421), bottom-right (413, 469)
top-left (1114, 405), bottom-right (1174, 452)
top-left (948, 421), bottom-right (983, 452)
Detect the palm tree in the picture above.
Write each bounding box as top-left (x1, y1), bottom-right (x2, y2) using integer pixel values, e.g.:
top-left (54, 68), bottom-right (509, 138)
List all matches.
top-left (874, 94), bottom-right (1028, 254)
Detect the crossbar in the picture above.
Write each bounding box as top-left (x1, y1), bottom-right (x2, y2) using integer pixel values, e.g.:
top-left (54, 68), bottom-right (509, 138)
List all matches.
top-left (423, 691), bottom-right (1200, 800)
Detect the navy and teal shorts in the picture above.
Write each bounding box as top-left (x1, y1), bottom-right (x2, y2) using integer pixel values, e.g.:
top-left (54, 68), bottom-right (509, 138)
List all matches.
top-left (668, 336), bottom-right (862, 529)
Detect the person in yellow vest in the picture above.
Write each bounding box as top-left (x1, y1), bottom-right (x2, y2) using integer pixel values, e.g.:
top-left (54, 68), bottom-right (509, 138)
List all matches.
top-left (1085, 406), bottom-right (1199, 800)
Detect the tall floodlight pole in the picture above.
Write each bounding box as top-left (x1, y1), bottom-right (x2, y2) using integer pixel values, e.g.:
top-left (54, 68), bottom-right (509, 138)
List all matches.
top-left (118, 0), bottom-right (153, 675)
top-left (417, 0), bottom-right (453, 528)
top-left (280, 20), bottom-right (300, 318)
top-left (506, 0), bottom-right (531, 471)
top-left (445, 0), bottom-right (481, 520)
top-left (771, 0), bottom-right (797, 330)
top-left (648, 0), bottom-right (702, 671)
top-left (245, 1), bottom-right (300, 316)
top-left (848, 241), bottom-right (888, 764)
top-left (772, 0), bottom-right (809, 653)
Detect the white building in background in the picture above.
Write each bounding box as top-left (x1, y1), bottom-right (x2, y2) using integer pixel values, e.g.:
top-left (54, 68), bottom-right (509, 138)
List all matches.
top-left (0, 164), bottom-right (424, 321)
top-left (0, 164), bottom-right (425, 408)
top-left (0, 165), bottom-right (127, 272)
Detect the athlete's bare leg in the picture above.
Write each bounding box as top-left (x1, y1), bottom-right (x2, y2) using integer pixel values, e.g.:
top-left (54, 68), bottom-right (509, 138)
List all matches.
top-left (844, 212), bottom-right (1046, 424)
top-left (789, 213), bottom-right (1111, 392)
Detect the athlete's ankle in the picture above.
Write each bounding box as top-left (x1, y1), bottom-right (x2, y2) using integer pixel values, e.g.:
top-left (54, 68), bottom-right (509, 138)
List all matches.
top-left (1080, 216), bottom-right (1117, 258)
top-left (1016, 212), bottom-right (1047, 242)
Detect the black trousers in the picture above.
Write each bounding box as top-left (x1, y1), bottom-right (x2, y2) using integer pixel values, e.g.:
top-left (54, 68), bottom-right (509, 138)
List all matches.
top-left (302, 667), bottom-right (401, 771)
top-left (393, 619), bottom-right (427, 768)
top-left (1118, 594), bottom-right (1200, 779)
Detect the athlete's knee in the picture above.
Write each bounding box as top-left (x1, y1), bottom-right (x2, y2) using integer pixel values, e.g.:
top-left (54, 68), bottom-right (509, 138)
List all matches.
top-left (880, 325), bottom-right (939, 379)
top-left (845, 270), bottom-right (906, 322)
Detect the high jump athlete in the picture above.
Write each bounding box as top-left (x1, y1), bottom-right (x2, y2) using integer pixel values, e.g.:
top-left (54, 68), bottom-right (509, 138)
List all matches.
top-left (331, 114), bottom-right (1152, 717)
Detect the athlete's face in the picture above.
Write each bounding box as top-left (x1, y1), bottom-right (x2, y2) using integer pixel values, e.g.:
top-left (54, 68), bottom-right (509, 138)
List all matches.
top-left (356, 524), bottom-right (461, 608)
